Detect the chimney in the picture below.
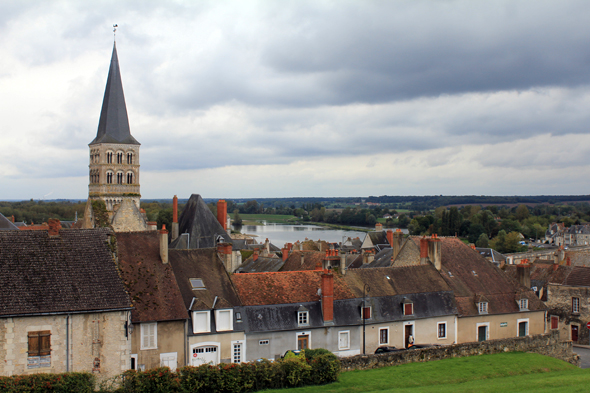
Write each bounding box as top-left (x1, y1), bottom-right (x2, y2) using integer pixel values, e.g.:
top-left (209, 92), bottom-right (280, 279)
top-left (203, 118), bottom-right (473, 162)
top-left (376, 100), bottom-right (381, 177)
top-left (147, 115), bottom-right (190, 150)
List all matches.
top-left (11, 215), bottom-right (15, 223)
top-left (253, 249), bottom-right (259, 262)
top-left (265, 238), bottom-right (270, 254)
top-left (420, 236), bottom-right (429, 265)
top-left (321, 270), bottom-right (334, 323)
top-left (159, 225), bottom-right (169, 264)
top-left (282, 248), bottom-right (289, 261)
top-left (217, 242), bottom-right (233, 272)
top-left (171, 195), bottom-right (179, 241)
top-left (516, 263), bottom-right (531, 288)
top-left (470, 244), bottom-right (476, 250)
top-left (387, 230), bottom-right (394, 248)
top-left (300, 252), bottom-right (305, 266)
top-left (48, 219), bottom-right (61, 237)
top-left (340, 250), bottom-right (346, 275)
top-left (428, 234), bottom-right (442, 271)
top-left (375, 223), bottom-right (383, 232)
top-left (217, 200), bottom-right (227, 230)
top-left (392, 229), bottom-right (403, 261)
top-left (362, 251), bottom-right (369, 264)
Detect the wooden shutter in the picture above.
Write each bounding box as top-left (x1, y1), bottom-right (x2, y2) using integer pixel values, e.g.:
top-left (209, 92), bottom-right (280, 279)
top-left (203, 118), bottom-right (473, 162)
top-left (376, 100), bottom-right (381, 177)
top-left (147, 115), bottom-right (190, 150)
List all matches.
top-left (404, 303), bottom-right (413, 316)
top-left (362, 307), bottom-right (371, 320)
top-left (28, 332), bottom-right (39, 356)
top-left (39, 331), bottom-right (51, 356)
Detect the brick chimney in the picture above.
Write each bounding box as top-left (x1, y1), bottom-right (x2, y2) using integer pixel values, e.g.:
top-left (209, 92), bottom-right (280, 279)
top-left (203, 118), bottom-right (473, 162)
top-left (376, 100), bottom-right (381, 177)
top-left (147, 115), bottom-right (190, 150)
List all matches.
top-left (11, 215), bottom-right (15, 223)
top-left (217, 200), bottom-right (227, 230)
top-left (516, 263), bottom-right (531, 288)
top-left (253, 249), bottom-right (259, 262)
top-left (428, 234), bottom-right (442, 271)
top-left (321, 270), bottom-right (334, 323)
top-left (420, 236), bottom-right (429, 265)
top-left (171, 195), bottom-right (179, 241)
top-left (282, 248), bottom-right (289, 261)
top-left (160, 225), bottom-right (169, 264)
top-left (387, 229), bottom-right (394, 248)
top-left (48, 219), bottom-right (61, 237)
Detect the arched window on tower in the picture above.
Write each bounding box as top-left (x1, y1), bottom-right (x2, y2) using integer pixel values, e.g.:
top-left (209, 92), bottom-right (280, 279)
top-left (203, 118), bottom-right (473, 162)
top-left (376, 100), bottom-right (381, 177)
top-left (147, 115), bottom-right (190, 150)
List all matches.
top-left (107, 152), bottom-right (113, 164)
top-left (126, 172), bottom-right (133, 184)
top-left (117, 172), bottom-right (123, 184)
top-left (106, 171), bottom-right (114, 184)
top-left (117, 152), bottom-right (123, 164)
top-left (127, 152), bottom-right (133, 164)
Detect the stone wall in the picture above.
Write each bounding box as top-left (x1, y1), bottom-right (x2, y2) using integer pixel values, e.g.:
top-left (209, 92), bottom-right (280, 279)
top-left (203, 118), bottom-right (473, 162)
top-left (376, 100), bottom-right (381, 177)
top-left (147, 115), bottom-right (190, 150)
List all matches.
top-left (339, 331), bottom-right (579, 371)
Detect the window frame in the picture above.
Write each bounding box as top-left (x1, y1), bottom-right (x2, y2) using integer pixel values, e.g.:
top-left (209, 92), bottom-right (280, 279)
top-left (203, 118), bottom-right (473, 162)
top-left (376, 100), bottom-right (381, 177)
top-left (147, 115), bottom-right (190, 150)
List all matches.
top-left (437, 322), bottom-right (447, 339)
top-left (338, 330), bottom-right (351, 350)
top-left (379, 327), bottom-right (389, 345)
top-left (215, 309), bottom-right (233, 332)
top-left (404, 303), bottom-right (414, 316)
top-left (476, 322), bottom-right (489, 341)
top-left (298, 311), bottom-right (309, 326)
top-left (517, 318), bottom-right (529, 337)
top-left (193, 311), bottom-right (211, 333)
top-left (572, 297), bottom-right (580, 314)
top-left (519, 298), bottom-right (529, 311)
top-left (550, 315), bottom-right (559, 330)
top-left (361, 306), bottom-right (372, 320)
top-left (478, 302), bottom-right (488, 314)
top-left (140, 322), bottom-right (157, 350)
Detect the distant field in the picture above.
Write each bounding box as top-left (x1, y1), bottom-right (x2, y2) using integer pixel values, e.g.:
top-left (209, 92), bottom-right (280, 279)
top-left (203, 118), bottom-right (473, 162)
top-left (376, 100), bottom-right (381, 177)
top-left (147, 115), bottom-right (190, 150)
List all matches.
top-left (239, 214), bottom-right (298, 224)
top-left (262, 352), bottom-right (588, 393)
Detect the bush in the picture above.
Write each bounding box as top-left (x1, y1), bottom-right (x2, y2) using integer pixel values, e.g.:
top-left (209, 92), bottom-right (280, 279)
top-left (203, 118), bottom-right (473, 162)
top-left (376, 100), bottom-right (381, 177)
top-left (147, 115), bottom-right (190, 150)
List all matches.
top-left (0, 372), bottom-right (95, 393)
top-left (310, 354), bottom-right (341, 385)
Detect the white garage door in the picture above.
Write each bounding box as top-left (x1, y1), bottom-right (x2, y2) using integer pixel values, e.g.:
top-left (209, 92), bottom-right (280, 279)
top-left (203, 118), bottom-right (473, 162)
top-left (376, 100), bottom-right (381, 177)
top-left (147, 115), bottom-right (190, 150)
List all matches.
top-left (191, 345), bottom-right (218, 366)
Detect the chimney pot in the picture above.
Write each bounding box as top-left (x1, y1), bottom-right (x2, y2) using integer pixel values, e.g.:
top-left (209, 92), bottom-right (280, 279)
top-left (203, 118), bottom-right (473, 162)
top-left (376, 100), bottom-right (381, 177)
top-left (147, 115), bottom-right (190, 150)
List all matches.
top-left (47, 219), bottom-right (61, 237)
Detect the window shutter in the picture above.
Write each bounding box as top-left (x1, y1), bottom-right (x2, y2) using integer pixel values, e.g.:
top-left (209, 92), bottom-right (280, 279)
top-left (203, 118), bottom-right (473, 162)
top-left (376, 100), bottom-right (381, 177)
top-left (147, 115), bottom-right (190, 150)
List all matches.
top-left (39, 331), bottom-right (51, 356)
top-left (28, 332), bottom-right (39, 356)
top-left (148, 324), bottom-right (155, 348)
top-left (404, 303), bottom-right (413, 315)
top-left (363, 307), bottom-right (371, 319)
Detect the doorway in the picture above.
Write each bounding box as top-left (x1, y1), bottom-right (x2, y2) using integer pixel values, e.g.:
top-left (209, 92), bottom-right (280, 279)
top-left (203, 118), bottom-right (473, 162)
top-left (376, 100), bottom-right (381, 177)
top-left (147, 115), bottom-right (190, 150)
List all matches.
top-left (518, 321), bottom-right (528, 337)
top-left (405, 325), bottom-right (414, 348)
top-left (478, 325), bottom-right (488, 342)
top-left (572, 325), bottom-right (579, 342)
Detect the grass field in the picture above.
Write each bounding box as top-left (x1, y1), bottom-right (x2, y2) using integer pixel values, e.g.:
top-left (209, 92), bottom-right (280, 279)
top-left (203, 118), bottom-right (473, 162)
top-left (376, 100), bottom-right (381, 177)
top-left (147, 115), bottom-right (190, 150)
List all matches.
top-left (262, 352), bottom-right (590, 393)
top-left (239, 214), bottom-right (300, 225)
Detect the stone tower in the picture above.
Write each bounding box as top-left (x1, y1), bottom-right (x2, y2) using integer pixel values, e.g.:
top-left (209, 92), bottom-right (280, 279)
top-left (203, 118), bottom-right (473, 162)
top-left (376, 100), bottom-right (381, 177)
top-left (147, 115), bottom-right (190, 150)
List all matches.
top-left (89, 42), bottom-right (141, 213)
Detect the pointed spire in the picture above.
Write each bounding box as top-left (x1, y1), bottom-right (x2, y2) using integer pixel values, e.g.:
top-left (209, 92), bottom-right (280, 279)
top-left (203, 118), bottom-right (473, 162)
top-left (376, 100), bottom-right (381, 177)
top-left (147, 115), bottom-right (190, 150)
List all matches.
top-left (90, 43), bottom-right (139, 145)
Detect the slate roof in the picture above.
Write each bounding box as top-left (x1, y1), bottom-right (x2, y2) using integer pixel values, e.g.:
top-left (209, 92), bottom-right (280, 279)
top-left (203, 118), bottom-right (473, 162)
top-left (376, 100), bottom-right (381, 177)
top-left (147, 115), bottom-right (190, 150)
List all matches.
top-left (170, 194), bottom-right (232, 249)
top-left (563, 266), bottom-right (590, 287)
top-left (116, 231), bottom-right (187, 323)
top-left (0, 229), bottom-right (131, 316)
top-left (232, 270), bottom-right (356, 306)
top-left (476, 248), bottom-right (507, 265)
top-left (364, 231), bottom-right (389, 248)
top-left (90, 43), bottom-right (140, 145)
top-left (0, 212), bottom-right (18, 230)
top-left (409, 237), bottom-right (545, 316)
top-left (237, 256), bottom-right (285, 273)
top-left (280, 251), bottom-right (325, 271)
top-left (168, 248), bottom-right (241, 311)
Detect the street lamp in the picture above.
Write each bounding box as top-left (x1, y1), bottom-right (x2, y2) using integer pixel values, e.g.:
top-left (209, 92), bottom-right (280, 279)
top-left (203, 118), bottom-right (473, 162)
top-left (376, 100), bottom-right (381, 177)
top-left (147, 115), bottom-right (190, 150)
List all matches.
top-left (363, 284), bottom-right (370, 355)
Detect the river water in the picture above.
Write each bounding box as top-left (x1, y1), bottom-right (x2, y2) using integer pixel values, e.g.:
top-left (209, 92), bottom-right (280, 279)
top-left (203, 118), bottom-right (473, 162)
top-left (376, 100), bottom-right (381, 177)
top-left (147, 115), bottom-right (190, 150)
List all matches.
top-left (232, 222), bottom-right (408, 247)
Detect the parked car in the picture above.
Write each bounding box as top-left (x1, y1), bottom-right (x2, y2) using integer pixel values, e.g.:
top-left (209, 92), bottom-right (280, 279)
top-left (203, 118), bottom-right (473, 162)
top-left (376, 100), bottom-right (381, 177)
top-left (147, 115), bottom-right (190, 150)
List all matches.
top-left (282, 349), bottom-right (303, 358)
top-left (374, 346), bottom-right (401, 354)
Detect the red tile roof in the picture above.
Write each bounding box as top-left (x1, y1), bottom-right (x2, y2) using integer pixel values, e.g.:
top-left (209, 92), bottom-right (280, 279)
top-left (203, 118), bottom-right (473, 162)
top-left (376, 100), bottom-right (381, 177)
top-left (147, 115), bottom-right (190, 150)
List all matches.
top-left (280, 251), bottom-right (325, 271)
top-left (232, 270), bottom-right (356, 306)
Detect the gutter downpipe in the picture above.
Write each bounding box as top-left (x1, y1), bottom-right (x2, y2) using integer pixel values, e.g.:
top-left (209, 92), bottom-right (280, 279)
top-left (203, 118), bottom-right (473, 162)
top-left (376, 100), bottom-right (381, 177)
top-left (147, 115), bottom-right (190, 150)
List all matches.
top-left (187, 297), bottom-right (196, 367)
top-left (66, 314), bottom-right (70, 372)
top-left (454, 315), bottom-right (458, 344)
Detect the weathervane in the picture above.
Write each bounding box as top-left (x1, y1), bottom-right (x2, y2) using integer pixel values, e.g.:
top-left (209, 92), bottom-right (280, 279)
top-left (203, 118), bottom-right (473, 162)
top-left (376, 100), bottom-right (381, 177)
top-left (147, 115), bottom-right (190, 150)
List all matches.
top-left (113, 24), bottom-right (118, 42)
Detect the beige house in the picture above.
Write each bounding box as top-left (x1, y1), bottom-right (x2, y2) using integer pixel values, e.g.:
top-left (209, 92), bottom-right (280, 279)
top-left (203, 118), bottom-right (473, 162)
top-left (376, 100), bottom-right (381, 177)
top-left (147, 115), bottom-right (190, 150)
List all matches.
top-left (0, 223), bottom-right (132, 380)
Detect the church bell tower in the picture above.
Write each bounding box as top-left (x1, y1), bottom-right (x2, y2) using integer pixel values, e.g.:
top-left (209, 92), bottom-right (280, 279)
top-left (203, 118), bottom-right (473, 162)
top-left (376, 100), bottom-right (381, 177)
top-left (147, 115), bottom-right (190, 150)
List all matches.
top-left (88, 42), bottom-right (141, 212)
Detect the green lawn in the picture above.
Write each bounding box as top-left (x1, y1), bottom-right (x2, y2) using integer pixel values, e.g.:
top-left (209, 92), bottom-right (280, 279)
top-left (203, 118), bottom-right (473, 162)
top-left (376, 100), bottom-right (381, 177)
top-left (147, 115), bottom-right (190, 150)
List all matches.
top-left (239, 214), bottom-right (300, 224)
top-left (262, 353), bottom-right (589, 393)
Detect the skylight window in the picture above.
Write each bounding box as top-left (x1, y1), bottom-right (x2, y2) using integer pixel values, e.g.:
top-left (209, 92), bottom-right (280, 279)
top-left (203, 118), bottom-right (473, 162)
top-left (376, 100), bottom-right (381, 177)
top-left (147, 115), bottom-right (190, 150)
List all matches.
top-left (190, 278), bottom-right (205, 290)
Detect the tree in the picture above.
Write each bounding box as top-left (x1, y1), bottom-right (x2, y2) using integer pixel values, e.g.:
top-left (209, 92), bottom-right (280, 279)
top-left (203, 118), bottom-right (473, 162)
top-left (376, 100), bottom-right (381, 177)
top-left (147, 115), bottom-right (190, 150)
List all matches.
top-left (476, 233), bottom-right (489, 248)
top-left (468, 224), bottom-right (486, 244)
top-left (233, 209), bottom-right (242, 226)
top-left (515, 204), bottom-right (530, 221)
top-left (157, 208), bottom-right (173, 230)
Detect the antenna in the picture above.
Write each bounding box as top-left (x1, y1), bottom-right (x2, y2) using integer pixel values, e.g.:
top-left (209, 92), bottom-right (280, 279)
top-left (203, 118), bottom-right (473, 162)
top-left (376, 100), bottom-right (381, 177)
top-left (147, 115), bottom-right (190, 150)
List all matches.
top-left (113, 24), bottom-right (118, 42)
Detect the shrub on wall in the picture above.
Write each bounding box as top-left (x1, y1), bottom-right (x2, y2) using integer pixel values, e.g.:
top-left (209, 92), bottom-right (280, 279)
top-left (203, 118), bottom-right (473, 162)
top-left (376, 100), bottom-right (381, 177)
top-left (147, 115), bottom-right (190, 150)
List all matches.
top-left (0, 372), bottom-right (95, 393)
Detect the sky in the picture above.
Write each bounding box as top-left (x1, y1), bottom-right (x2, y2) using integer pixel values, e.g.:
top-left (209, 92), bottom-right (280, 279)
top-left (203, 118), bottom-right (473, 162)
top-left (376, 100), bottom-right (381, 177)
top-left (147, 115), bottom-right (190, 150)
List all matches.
top-left (1, 0), bottom-right (590, 200)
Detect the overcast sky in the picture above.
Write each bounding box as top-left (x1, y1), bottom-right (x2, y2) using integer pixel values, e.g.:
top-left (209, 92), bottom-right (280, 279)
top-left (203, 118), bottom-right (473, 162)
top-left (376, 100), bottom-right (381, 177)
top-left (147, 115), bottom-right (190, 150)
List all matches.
top-left (2, 0), bottom-right (590, 200)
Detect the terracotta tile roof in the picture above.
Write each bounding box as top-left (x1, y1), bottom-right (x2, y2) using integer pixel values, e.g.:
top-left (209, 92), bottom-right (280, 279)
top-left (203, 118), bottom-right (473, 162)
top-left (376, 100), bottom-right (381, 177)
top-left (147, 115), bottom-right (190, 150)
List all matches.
top-left (344, 265), bottom-right (452, 298)
top-left (116, 231), bottom-right (187, 323)
top-left (409, 237), bottom-right (545, 316)
top-left (280, 251), bottom-right (325, 271)
top-left (564, 266), bottom-right (590, 286)
top-left (0, 229), bottom-right (131, 316)
top-left (232, 270), bottom-right (356, 306)
top-left (169, 248), bottom-right (241, 310)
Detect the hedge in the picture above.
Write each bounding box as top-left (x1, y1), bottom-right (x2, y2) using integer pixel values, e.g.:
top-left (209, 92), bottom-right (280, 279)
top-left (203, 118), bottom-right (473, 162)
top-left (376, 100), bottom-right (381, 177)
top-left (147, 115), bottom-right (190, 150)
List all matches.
top-left (0, 372), bottom-right (95, 393)
top-left (115, 350), bottom-right (339, 393)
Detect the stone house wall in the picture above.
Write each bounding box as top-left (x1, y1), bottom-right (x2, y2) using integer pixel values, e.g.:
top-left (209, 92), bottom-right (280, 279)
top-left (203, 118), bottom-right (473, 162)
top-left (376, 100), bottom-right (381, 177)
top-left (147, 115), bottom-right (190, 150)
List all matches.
top-left (0, 311), bottom-right (130, 381)
top-left (131, 320), bottom-right (186, 371)
top-left (546, 284), bottom-right (590, 344)
top-left (340, 330), bottom-right (579, 371)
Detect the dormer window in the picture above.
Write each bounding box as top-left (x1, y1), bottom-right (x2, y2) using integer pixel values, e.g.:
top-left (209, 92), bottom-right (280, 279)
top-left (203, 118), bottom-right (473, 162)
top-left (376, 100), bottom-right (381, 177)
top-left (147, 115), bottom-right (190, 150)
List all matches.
top-left (478, 302), bottom-right (488, 314)
top-left (298, 311), bottom-right (309, 326)
top-left (190, 278), bottom-right (205, 290)
top-left (519, 298), bottom-right (529, 311)
top-left (403, 298), bottom-right (414, 316)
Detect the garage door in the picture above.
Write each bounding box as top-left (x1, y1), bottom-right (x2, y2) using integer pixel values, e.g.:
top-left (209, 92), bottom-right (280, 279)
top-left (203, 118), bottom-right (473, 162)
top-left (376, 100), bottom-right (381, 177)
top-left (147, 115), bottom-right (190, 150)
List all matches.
top-left (191, 345), bottom-right (218, 366)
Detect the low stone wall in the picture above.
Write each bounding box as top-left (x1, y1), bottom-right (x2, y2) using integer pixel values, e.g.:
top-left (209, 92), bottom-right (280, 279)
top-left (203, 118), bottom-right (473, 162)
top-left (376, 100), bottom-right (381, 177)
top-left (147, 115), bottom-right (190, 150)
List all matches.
top-left (340, 331), bottom-right (580, 371)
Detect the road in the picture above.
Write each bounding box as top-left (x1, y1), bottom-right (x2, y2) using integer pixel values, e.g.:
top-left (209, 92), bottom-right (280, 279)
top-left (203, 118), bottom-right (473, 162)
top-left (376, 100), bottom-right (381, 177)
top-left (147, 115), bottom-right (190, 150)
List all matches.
top-left (573, 346), bottom-right (590, 369)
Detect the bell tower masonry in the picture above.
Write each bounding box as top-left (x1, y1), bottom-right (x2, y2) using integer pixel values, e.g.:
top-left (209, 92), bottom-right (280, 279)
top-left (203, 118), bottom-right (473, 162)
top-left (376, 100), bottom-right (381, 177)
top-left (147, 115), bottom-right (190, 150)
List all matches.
top-left (88, 42), bottom-right (141, 213)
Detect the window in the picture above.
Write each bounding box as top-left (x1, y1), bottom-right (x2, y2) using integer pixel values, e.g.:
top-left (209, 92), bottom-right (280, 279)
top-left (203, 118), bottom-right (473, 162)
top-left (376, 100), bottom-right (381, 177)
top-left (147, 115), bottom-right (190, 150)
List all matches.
top-left (215, 309), bottom-right (233, 331)
top-left (379, 328), bottom-right (388, 345)
top-left (193, 311), bottom-right (210, 333)
top-left (339, 331), bottom-right (350, 350)
top-left (259, 340), bottom-right (269, 345)
top-left (572, 297), bottom-right (580, 313)
top-left (477, 323), bottom-right (489, 342)
top-left (106, 171), bottom-right (113, 184)
top-left (117, 152), bottom-right (123, 164)
top-left (116, 172), bottom-right (123, 184)
top-left (404, 303), bottom-right (414, 316)
top-left (235, 312), bottom-right (242, 322)
top-left (519, 299), bottom-right (528, 311)
top-left (126, 172), bottom-right (133, 184)
top-left (27, 331), bottom-right (51, 368)
top-left (127, 152), bottom-right (133, 164)
top-left (233, 343), bottom-right (242, 363)
top-left (297, 333), bottom-right (310, 350)
top-left (298, 311), bottom-right (309, 326)
top-left (140, 323), bottom-right (157, 350)
top-left (361, 306), bottom-right (372, 320)
top-left (551, 315), bottom-right (559, 330)
top-left (190, 278), bottom-right (205, 290)
top-left (518, 319), bottom-right (529, 337)
top-left (437, 322), bottom-right (447, 339)
top-left (478, 302), bottom-right (488, 314)
top-left (107, 152), bottom-right (113, 163)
